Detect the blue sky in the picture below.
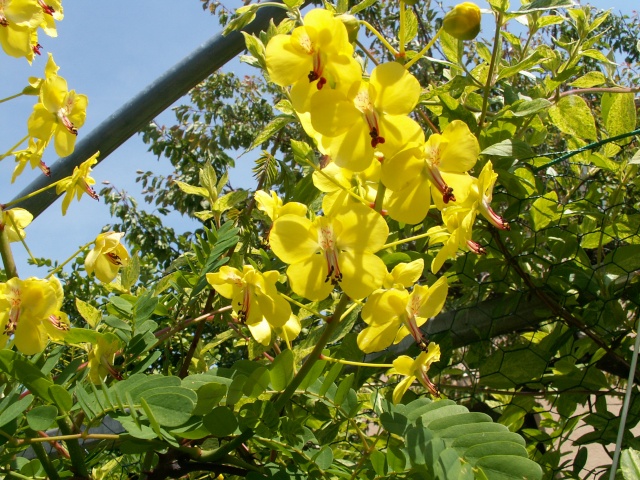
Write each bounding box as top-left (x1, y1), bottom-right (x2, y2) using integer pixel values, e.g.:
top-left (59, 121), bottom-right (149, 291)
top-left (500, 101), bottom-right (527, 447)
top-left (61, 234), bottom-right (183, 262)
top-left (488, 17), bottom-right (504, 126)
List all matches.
top-left (0, 0), bottom-right (636, 278)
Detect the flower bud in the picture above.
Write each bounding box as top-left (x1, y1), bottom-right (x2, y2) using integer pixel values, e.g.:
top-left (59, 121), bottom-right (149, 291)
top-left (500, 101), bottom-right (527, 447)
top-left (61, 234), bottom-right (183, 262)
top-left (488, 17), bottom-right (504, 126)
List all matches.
top-left (337, 14), bottom-right (360, 43)
top-left (442, 2), bottom-right (481, 41)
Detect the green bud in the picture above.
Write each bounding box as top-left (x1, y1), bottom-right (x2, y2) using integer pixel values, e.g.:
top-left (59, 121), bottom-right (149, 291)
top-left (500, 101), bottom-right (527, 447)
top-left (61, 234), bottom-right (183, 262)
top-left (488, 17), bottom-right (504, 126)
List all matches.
top-left (337, 14), bottom-right (360, 44)
top-left (442, 2), bottom-right (481, 41)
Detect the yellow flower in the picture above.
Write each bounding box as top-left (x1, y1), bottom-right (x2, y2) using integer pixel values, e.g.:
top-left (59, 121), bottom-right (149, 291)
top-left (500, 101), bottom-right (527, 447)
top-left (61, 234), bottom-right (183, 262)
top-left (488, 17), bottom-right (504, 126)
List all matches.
top-left (207, 265), bottom-right (292, 346)
top-left (357, 276), bottom-right (447, 354)
top-left (85, 231), bottom-right (130, 283)
top-left (44, 276), bottom-right (70, 341)
top-left (0, 277), bottom-right (59, 355)
top-left (312, 156), bottom-right (382, 215)
top-left (0, 0), bottom-right (43, 61)
top-left (383, 258), bottom-right (424, 290)
top-left (266, 8), bottom-right (361, 112)
top-left (381, 120), bottom-right (479, 224)
top-left (12, 137), bottom-right (50, 182)
top-left (27, 53), bottom-right (88, 157)
top-left (87, 332), bottom-right (122, 384)
top-left (0, 207), bottom-right (33, 243)
top-left (392, 343), bottom-right (441, 404)
top-left (269, 201), bottom-right (389, 301)
top-left (442, 2), bottom-right (481, 41)
top-left (37, 0), bottom-right (63, 37)
top-left (254, 190), bottom-right (307, 222)
top-left (55, 152), bottom-right (100, 215)
top-left (309, 62), bottom-right (423, 172)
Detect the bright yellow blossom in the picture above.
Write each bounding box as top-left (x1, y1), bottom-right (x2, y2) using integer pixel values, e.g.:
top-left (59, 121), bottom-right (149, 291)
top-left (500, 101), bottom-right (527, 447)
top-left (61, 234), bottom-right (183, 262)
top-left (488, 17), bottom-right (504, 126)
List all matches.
top-left (383, 258), bottom-right (424, 290)
top-left (381, 120), bottom-right (479, 223)
top-left (266, 8), bottom-right (361, 112)
top-left (207, 265), bottom-right (292, 346)
top-left (254, 190), bottom-right (307, 222)
top-left (37, 0), bottom-right (63, 37)
top-left (357, 276), bottom-right (447, 354)
top-left (0, 0), bottom-right (42, 60)
top-left (270, 201), bottom-right (388, 301)
top-left (12, 137), bottom-right (50, 182)
top-left (27, 53), bottom-right (88, 157)
top-left (0, 207), bottom-right (32, 243)
top-left (312, 156), bottom-right (381, 214)
top-left (85, 231), bottom-right (130, 283)
top-left (55, 152), bottom-right (100, 215)
top-left (0, 276), bottom-right (59, 355)
top-left (392, 343), bottom-right (441, 404)
top-left (309, 62), bottom-right (423, 172)
top-left (87, 332), bottom-right (122, 384)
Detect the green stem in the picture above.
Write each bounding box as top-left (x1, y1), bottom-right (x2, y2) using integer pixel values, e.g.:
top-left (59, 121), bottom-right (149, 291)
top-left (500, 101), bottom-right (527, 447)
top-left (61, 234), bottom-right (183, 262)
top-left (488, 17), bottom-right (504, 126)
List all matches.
top-left (404, 27), bottom-right (442, 70)
top-left (398, 1), bottom-right (406, 57)
top-left (0, 226), bottom-right (18, 280)
top-left (30, 439), bottom-right (61, 480)
top-left (360, 21), bottom-right (399, 57)
top-left (56, 417), bottom-right (89, 478)
top-left (273, 294), bottom-right (352, 413)
top-left (45, 239), bottom-right (95, 279)
top-left (197, 429), bottom-right (255, 463)
top-left (478, 11), bottom-right (503, 128)
top-left (0, 92), bottom-right (23, 104)
top-left (2, 179), bottom-right (64, 209)
top-left (373, 182), bottom-right (386, 213)
top-left (319, 354), bottom-right (393, 369)
top-left (382, 230), bottom-right (431, 250)
top-left (281, 293), bottom-right (329, 319)
top-left (0, 135), bottom-right (28, 161)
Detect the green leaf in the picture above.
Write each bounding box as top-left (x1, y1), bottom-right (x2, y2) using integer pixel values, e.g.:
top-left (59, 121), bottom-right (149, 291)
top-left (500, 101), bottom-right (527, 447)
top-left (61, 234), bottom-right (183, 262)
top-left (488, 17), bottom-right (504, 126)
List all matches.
top-left (621, 448), bottom-right (640, 479)
top-left (476, 455), bottom-right (543, 479)
top-left (312, 445), bottom-right (334, 470)
top-left (569, 72), bottom-right (606, 88)
top-left (243, 366), bottom-right (270, 398)
top-left (515, 0), bottom-right (573, 13)
top-left (173, 180), bottom-right (209, 198)
top-left (133, 292), bottom-right (158, 325)
top-left (0, 351), bottom-right (53, 402)
top-left (241, 32), bottom-right (267, 70)
top-left (0, 394), bottom-right (33, 428)
top-left (141, 392), bottom-right (194, 428)
top-left (213, 189), bottom-right (249, 213)
top-left (49, 385), bottom-right (73, 414)
top-left (270, 349), bottom-right (294, 391)
top-left (403, 8), bottom-right (418, 44)
top-left (387, 444), bottom-right (406, 472)
top-left (26, 405), bottom-right (58, 431)
top-left (530, 192), bottom-right (560, 230)
top-left (75, 297), bottom-right (101, 328)
top-left (548, 96), bottom-right (597, 140)
top-left (246, 115), bottom-right (292, 152)
top-left (481, 139), bottom-right (535, 159)
top-left (203, 405), bottom-right (238, 437)
top-left (120, 253), bottom-right (140, 292)
top-left (602, 93), bottom-right (637, 144)
top-left (350, 0), bottom-right (377, 15)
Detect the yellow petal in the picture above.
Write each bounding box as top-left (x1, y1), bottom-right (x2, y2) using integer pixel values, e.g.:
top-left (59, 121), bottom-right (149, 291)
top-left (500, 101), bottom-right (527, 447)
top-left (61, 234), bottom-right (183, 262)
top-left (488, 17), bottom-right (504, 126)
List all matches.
top-left (370, 62), bottom-right (420, 115)
top-left (437, 120), bottom-right (479, 173)
top-left (386, 259), bottom-right (424, 289)
top-left (392, 374), bottom-right (415, 404)
top-left (415, 276), bottom-right (448, 320)
top-left (270, 215), bottom-right (318, 265)
top-left (385, 176), bottom-right (431, 225)
top-left (338, 250), bottom-right (387, 300)
top-left (357, 321), bottom-right (399, 353)
top-left (286, 253), bottom-right (333, 301)
top-left (247, 318), bottom-right (272, 346)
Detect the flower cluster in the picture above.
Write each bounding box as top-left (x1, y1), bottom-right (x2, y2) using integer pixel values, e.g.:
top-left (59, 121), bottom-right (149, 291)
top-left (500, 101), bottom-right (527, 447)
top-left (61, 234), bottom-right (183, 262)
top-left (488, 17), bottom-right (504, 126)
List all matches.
top-left (0, 0), bottom-right (63, 62)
